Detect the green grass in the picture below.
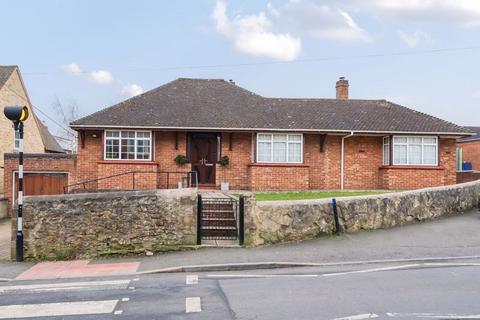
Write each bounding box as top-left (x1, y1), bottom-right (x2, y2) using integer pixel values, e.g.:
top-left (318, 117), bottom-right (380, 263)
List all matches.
top-left (254, 191), bottom-right (389, 201)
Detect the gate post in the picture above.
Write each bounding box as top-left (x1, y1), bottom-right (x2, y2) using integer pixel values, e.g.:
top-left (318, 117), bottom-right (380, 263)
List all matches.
top-left (197, 194), bottom-right (202, 245)
top-left (239, 195), bottom-right (245, 246)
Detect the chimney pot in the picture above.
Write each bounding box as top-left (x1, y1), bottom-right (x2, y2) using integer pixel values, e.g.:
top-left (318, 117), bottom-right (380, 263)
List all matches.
top-left (336, 77), bottom-right (349, 99)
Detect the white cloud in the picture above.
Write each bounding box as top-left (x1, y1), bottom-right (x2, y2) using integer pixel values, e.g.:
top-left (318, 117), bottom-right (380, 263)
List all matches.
top-left (277, 0), bottom-right (371, 42)
top-left (89, 70), bottom-right (113, 85)
top-left (398, 30), bottom-right (431, 47)
top-left (62, 63), bottom-right (82, 76)
top-left (354, 0), bottom-right (480, 27)
top-left (212, 1), bottom-right (301, 61)
top-left (121, 84), bottom-right (144, 97)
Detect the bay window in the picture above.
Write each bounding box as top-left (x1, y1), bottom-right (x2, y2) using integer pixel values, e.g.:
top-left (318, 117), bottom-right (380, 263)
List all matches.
top-left (383, 136), bottom-right (438, 166)
top-left (257, 133), bottom-right (303, 163)
top-left (104, 130), bottom-right (152, 160)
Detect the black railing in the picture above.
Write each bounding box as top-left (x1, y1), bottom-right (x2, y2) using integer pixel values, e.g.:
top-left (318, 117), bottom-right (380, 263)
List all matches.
top-left (63, 170), bottom-right (198, 194)
top-left (198, 196), bottom-right (241, 242)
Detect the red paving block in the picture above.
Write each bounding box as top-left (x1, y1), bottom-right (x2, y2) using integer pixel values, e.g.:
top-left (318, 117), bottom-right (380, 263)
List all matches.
top-left (16, 260), bottom-right (140, 280)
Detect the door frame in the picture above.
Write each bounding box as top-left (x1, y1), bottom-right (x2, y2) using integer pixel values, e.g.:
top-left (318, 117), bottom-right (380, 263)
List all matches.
top-left (11, 171), bottom-right (70, 209)
top-left (187, 132), bottom-right (220, 185)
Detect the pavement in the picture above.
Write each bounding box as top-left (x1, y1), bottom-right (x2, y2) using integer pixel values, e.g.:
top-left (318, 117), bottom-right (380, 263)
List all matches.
top-left (0, 219), bottom-right (10, 261)
top-left (1, 209), bottom-right (479, 281)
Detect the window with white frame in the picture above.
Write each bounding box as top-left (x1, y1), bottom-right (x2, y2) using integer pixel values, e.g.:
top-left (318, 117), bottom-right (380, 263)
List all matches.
top-left (256, 133), bottom-right (303, 163)
top-left (383, 136), bottom-right (390, 165)
top-left (389, 136), bottom-right (438, 166)
top-left (104, 130), bottom-right (152, 160)
top-left (14, 130), bottom-right (20, 151)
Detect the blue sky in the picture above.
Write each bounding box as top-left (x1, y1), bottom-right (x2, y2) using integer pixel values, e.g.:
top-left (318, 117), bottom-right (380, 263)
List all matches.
top-left (1, 0), bottom-right (479, 137)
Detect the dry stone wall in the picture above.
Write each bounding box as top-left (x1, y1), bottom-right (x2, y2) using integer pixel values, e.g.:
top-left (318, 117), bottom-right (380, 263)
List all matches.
top-left (245, 180), bottom-right (480, 246)
top-left (16, 189), bottom-right (197, 260)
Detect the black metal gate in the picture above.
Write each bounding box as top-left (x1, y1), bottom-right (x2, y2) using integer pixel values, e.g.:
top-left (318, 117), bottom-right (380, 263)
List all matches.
top-left (197, 195), bottom-right (244, 245)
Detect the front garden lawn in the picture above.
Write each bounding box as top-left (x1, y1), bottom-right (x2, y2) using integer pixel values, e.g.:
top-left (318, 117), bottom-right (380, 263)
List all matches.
top-left (254, 191), bottom-right (389, 201)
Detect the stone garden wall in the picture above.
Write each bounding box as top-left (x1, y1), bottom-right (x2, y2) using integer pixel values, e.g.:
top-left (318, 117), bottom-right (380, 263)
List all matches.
top-left (244, 180), bottom-right (480, 246)
top-left (15, 189), bottom-right (197, 260)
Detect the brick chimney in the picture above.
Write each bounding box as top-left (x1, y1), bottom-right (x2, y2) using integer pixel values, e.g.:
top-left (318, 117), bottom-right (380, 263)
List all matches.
top-left (336, 77), bottom-right (349, 99)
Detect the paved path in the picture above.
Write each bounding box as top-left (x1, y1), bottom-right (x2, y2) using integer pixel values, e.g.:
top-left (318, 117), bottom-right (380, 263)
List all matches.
top-left (0, 220), bottom-right (10, 261)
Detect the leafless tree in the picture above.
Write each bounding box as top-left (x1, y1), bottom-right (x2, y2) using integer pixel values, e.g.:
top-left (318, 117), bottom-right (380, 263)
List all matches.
top-left (51, 96), bottom-right (79, 153)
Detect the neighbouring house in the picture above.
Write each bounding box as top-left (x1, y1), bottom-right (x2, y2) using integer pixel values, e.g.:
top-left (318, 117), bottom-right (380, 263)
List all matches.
top-left (68, 77), bottom-right (471, 192)
top-left (1, 66), bottom-right (66, 218)
top-left (0, 65), bottom-right (64, 195)
top-left (456, 126), bottom-right (480, 183)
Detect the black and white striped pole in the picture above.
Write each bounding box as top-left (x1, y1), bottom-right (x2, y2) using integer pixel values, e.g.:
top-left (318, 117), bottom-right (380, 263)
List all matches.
top-left (4, 106), bottom-right (29, 262)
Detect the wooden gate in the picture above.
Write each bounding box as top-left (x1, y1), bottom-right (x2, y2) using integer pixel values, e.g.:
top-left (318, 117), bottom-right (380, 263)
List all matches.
top-left (14, 172), bottom-right (68, 203)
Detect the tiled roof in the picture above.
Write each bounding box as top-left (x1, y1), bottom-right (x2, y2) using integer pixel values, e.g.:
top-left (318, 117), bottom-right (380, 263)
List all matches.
top-left (458, 126), bottom-right (480, 142)
top-left (34, 115), bottom-right (65, 153)
top-left (1, 65), bottom-right (64, 153)
top-left (0, 66), bottom-right (16, 89)
top-left (71, 78), bottom-right (470, 135)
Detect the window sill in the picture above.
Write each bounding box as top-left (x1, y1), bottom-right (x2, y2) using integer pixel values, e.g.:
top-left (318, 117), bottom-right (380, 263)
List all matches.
top-left (380, 165), bottom-right (444, 170)
top-left (98, 160), bottom-right (159, 165)
top-left (249, 163), bottom-right (309, 168)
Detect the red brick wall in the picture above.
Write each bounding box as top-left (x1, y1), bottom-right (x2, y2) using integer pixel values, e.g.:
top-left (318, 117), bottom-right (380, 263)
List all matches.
top-left (96, 162), bottom-right (159, 190)
top-left (379, 138), bottom-right (457, 189)
top-left (75, 130), bottom-right (103, 188)
top-left (249, 164), bottom-right (310, 191)
top-left (216, 132), bottom-right (252, 189)
top-left (343, 136), bottom-right (383, 189)
top-left (458, 140), bottom-right (480, 171)
top-left (4, 154), bottom-right (76, 216)
top-left (72, 130), bottom-right (458, 192)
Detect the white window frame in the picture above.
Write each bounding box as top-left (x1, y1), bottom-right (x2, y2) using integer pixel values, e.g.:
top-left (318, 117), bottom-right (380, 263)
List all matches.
top-left (382, 136), bottom-right (390, 166)
top-left (392, 136), bottom-right (438, 166)
top-left (256, 133), bottom-right (303, 164)
top-left (104, 130), bottom-right (152, 161)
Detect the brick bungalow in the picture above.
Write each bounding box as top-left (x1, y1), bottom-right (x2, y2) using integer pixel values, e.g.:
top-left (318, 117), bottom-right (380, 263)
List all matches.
top-left (69, 77), bottom-right (471, 191)
top-left (457, 126), bottom-right (480, 183)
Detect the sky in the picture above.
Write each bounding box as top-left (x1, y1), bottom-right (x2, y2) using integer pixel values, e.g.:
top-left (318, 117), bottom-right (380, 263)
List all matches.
top-left (1, 0), bottom-right (480, 138)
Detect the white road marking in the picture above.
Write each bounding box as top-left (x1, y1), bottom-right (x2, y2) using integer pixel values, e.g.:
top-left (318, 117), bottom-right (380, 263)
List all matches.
top-left (122, 297), bottom-right (130, 302)
top-left (114, 310), bottom-right (123, 315)
top-left (332, 314), bottom-right (379, 320)
top-left (185, 297), bottom-right (201, 313)
top-left (129, 286), bottom-right (135, 290)
top-left (0, 280), bottom-right (131, 294)
top-left (0, 300), bottom-right (119, 319)
top-left (133, 278), bottom-right (139, 281)
top-left (323, 264), bottom-right (420, 277)
top-left (207, 274), bottom-right (319, 279)
top-left (186, 275), bottom-right (199, 284)
top-left (387, 312), bottom-right (480, 319)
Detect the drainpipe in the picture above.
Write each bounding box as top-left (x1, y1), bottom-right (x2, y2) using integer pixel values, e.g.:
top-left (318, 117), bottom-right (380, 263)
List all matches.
top-left (341, 131), bottom-right (355, 190)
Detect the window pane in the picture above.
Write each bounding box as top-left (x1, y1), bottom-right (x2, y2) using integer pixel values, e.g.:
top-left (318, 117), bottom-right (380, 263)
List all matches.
top-left (257, 134), bottom-right (271, 142)
top-left (288, 143), bottom-right (301, 162)
top-left (106, 139), bottom-right (119, 159)
top-left (408, 137), bottom-right (422, 144)
top-left (423, 145), bottom-right (437, 165)
top-left (258, 142), bottom-right (271, 162)
top-left (383, 143), bottom-right (389, 165)
top-left (273, 135), bottom-right (287, 142)
top-left (106, 131), bottom-right (119, 138)
top-left (288, 135), bottom-right (302, 142)
top-left (423, 137), bottom-right (436, 144)
top-left (273, 141), bottom-right (287, 162)
top-left (408, 144), bottom-right (422, 165)
top-left (394, 145), bottom-right (407, 164)
top-left (120, 138), bottom-right (135, 159)
top-left (394, 137), bottom-right (407, 144)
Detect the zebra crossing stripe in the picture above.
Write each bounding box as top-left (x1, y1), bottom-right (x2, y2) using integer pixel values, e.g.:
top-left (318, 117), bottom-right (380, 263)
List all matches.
top-left (0, 300), bottom-right (119, 319)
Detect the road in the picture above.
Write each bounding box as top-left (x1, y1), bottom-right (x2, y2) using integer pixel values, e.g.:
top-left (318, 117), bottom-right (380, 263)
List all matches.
top-left (1, 261), bottom-right (480, 319)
